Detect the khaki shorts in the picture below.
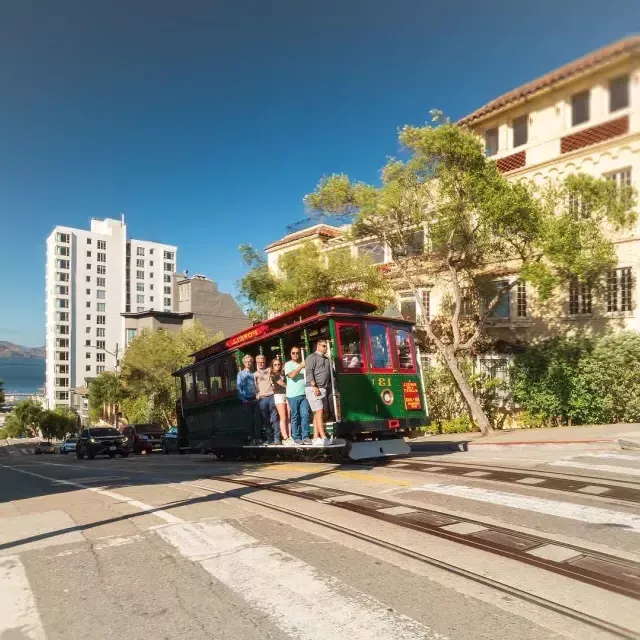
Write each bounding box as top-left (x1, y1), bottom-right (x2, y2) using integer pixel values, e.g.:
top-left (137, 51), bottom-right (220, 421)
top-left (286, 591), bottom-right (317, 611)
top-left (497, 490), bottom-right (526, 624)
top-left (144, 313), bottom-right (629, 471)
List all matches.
top-left (305, 387), bottom-right (326, 412)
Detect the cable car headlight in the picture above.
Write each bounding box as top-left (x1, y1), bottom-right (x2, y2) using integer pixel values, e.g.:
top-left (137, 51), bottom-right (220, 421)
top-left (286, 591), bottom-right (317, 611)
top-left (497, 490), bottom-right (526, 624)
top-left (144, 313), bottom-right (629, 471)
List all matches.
top-left (381, 389), bottom-right (394, 406)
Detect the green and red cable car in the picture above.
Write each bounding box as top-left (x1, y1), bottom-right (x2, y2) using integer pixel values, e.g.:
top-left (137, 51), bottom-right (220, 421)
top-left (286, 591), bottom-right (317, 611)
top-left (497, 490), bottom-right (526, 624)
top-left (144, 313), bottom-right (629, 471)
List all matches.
top-left (173, 298), bottom-right (429, 460)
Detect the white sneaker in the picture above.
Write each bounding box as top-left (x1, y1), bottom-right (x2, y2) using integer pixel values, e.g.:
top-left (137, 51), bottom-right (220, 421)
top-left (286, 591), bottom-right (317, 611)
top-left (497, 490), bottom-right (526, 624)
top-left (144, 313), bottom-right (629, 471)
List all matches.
top-left (283, 438), bottom-right (295, 446)
top-left (312, 438), bottom-right (325, 446)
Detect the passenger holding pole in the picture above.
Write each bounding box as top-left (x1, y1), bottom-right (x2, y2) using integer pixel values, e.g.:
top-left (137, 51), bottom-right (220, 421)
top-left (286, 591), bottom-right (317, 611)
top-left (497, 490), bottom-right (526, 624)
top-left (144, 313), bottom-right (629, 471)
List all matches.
top-left (285, 347), bottom-right (312, 445)
top-left (236, 354), bottom-right (261, 444)
top-left (305, 340), bottom-right (331, 445)
top-left (254, 354), bottom-right (280, 445)
top-left (271, 359), bottom-right (293, 445)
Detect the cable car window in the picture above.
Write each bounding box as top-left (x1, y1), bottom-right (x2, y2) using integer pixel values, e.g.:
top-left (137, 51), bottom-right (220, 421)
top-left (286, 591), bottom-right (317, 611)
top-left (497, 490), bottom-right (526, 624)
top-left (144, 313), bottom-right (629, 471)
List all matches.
top-left (183, 371), bottom-right (195, 403)
top-left (394, 328), bottom-right (416, 371)
top-left (207, 360), bottom-right (223, 398)
top-left (307, 323), bottom-right (329, 341)
top-left (367, 323), bottom-right (393, 371)
top-left (195, 366), bottom-right (208, 401)
top-left (337, 324), bottom-right (365, 371)
top-left (223, 356), bottom-right (238, 393)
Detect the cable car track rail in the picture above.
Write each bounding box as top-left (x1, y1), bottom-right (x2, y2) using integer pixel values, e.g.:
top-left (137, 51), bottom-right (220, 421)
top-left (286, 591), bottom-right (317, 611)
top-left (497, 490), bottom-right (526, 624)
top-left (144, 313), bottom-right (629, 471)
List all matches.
top-left (176, 474), bottom-right (640, 640)
top-left (354, 459), bottom-right (640, 505)
top-left (201, 473), bottom-right (640, 600)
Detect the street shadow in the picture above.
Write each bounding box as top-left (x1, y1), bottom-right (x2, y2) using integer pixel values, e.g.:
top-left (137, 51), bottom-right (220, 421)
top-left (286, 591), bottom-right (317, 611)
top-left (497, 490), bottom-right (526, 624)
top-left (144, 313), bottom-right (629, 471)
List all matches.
top-left (0, 452), bottom-right (407, 552)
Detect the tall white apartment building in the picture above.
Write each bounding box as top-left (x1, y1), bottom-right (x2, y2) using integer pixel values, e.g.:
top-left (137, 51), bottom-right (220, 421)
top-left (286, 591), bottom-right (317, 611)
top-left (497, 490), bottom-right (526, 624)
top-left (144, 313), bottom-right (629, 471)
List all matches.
top-left (45, 217), bottom-right (177, 409)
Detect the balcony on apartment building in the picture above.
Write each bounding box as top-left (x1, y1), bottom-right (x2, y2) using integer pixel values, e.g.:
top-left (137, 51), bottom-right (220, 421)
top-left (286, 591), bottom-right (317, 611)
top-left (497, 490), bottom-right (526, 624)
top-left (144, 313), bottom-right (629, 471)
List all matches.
top-left (285, 212), bottom-right (356, 235)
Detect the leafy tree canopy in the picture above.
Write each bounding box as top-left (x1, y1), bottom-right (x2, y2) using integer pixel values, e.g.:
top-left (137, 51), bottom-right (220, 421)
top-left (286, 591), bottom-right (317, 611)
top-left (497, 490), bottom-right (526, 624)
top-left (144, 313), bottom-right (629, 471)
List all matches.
top-left (88, 372), bottom-right (124, 423)
top-left (119, 322), bottom-right (219, 427)
top-left (304, 114), bottom-right (636, 434)
top-left (237, 241), bottom-right (392, 321)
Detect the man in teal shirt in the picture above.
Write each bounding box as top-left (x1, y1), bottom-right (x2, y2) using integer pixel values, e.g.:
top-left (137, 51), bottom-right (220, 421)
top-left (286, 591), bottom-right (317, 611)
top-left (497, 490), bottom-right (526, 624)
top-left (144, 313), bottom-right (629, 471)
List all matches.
top-left (284, 347), bottom-right (311, 444)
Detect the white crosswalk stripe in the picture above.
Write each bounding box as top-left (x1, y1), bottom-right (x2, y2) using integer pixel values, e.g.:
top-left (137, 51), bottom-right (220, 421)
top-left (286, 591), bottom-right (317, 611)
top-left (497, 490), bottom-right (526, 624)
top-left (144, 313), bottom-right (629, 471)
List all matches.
top-left (0, 555), bottom-right (46, 639)
top-left (410, 482), bottom-right (640, 532)
top-left (549, 460), bottom-right (640, 476)
top-left (157, 519), bottom-right (444, 640)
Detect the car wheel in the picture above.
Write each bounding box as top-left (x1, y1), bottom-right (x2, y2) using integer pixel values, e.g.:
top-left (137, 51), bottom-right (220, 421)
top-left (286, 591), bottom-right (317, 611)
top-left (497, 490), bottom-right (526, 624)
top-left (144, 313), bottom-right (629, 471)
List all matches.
top-left (200, 446), bottom-right (210, 455)
top-left (87, 447), bottom-right (95, 460)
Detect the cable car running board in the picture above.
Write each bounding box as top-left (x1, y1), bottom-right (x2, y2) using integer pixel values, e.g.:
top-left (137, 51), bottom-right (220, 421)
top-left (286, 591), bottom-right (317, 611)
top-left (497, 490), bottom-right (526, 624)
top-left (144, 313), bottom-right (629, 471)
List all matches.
top-left (348, 439), bottom-right (410, 460)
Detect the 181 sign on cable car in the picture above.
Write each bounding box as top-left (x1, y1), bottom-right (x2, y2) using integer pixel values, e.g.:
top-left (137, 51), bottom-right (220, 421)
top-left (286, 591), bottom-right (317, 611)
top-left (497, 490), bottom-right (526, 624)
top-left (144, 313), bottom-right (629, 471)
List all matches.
top-left (402, 381), bottom-right (422, 410)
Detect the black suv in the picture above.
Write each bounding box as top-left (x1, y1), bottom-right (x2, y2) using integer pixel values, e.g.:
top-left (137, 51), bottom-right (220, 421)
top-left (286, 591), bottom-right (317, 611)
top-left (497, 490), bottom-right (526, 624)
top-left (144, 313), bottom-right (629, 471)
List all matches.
top-left (76, 427), bottom-right (129, 459)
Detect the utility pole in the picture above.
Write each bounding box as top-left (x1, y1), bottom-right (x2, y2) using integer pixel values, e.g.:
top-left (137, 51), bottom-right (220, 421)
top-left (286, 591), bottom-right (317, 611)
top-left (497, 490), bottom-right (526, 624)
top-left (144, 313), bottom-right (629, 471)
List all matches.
top-left (113, 342), bottom-right (119, 429)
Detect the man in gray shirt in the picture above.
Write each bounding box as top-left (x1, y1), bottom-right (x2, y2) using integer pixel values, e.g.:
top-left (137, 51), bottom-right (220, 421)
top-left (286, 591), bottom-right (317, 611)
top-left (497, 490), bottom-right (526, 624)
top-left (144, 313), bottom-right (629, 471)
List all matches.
top-left (305, 339), bottom-right (331, 445)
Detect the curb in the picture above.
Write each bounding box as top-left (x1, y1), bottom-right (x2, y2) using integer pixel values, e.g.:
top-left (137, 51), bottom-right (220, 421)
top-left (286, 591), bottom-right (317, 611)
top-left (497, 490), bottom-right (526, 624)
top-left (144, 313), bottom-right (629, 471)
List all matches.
top-left (410, 439), bottom-right (619, 452)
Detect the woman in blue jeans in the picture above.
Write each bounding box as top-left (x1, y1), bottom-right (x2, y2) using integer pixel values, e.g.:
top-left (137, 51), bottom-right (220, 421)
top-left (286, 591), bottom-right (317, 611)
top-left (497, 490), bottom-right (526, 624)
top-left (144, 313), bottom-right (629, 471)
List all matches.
top-left (284, 347), bottom-right (312, 445)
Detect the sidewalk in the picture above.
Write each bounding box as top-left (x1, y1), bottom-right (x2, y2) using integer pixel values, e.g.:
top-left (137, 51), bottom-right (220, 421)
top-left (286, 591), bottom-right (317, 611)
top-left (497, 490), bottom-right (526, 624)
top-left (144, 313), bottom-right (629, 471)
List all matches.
top-left (409, 423), bottom-right (640, 452)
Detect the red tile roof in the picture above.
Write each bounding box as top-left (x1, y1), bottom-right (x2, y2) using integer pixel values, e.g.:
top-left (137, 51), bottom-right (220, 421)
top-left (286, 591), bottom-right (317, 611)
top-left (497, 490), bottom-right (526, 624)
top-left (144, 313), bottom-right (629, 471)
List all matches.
top-left (458, 35), bottom-right (640, 127)
top-left (265, 224), bottom-right (343, 251)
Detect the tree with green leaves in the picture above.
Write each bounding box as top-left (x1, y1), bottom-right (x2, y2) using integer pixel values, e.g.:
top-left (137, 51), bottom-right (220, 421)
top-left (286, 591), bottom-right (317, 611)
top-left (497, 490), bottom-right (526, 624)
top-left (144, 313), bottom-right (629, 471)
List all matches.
top-left (40, 408), bottom-right (77, 441)
top-left (12, 398), bottom-right (45, 437)
top-left (1, 413), bottom-right (29, 438)
top-left (305, 114), bottom-right (636, 435)
top-left (119, 322), bottom-right (219, 427)
top-left (237, 241), bottom-right (392, 322)
top-left (88, 372), bottom-right (124, 423)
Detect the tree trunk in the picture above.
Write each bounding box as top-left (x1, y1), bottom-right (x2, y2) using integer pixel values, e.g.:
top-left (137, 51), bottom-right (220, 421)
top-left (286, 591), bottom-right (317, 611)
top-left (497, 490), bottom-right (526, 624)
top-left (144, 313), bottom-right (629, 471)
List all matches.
top-left (440, 347), bottom-right (494, 436)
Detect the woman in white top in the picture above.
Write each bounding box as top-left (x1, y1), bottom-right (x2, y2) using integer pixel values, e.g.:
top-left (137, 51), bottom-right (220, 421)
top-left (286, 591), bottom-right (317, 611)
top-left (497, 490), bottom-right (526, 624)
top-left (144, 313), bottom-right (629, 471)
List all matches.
top-left (270, 359), bottom-right (293, 445)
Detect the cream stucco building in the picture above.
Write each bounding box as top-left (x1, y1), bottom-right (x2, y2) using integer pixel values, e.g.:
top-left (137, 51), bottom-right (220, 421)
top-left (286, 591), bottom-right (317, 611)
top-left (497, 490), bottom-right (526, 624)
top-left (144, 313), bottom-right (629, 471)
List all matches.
top-left (264, 36), bottom-right (640, 371)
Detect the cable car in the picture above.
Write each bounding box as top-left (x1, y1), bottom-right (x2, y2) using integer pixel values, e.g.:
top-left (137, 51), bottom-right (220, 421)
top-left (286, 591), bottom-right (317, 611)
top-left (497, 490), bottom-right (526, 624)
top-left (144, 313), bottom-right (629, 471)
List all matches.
top-left (173, 298), bottom-right (429, 460)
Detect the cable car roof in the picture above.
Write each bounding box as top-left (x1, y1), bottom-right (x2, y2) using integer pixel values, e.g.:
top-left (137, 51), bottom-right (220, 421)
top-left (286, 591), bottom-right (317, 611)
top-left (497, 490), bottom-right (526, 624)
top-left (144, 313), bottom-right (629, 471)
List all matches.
top-left (189, 297), bottom-right (378, 363)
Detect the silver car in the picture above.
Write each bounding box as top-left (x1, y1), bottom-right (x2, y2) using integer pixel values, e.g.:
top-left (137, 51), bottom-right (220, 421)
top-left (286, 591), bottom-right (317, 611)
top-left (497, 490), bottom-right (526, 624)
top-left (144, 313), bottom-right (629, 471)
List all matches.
top-left (60, 437), bottom-right (77, 454)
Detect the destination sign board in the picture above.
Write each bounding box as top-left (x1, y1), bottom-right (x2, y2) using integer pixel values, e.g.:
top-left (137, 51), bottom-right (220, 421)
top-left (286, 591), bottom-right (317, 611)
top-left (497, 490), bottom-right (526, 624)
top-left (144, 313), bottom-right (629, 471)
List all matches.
top-left (402, 380), bottom-right (422, 411)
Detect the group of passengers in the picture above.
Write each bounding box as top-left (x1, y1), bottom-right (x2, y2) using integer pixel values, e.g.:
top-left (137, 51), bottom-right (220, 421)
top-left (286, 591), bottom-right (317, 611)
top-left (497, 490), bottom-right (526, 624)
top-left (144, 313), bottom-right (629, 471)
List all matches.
top-left (236, 340), bottom-right (333, 446)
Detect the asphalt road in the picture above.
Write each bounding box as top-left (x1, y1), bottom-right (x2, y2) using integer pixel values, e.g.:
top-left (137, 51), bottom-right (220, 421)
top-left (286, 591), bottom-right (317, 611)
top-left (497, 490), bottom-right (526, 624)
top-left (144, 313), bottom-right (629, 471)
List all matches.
top-left (0, 445), bottom-right (639, 640)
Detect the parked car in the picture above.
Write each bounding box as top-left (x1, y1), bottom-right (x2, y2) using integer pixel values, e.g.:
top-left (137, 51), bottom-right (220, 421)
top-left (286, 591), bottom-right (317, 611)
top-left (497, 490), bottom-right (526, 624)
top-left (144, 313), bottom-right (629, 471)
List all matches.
top-left (34, 441), bottom-right (55, 455)
top-left (160, 426), bottom-right (192, 454)
top-left (59, 437), bottom-right (77, 455)
top-left (120, 424), bottom-right (164, 454)
top-left (161, 426), bottom-right (179, 454)
top-left (76, 427), bottom-right (129, 460)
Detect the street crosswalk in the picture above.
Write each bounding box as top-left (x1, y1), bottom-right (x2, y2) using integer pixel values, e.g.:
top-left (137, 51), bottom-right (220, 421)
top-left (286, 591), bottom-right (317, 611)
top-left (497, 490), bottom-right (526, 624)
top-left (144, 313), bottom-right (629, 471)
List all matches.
top-left (0, 450), bottom-right (639, 639)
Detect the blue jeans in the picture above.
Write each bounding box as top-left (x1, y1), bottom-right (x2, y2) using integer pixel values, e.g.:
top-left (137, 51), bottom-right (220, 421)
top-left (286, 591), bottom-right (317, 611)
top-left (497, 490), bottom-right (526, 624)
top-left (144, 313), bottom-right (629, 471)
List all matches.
top-left (288, 395), bottom-right (310, 441)
top-left (258, 396), bottom-right (279, 443)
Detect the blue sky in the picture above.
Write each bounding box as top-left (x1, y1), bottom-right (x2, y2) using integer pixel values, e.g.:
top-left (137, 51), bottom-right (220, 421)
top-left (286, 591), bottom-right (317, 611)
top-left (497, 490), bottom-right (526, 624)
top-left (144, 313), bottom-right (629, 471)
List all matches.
top-left (1, 0), bottom-right (639, 346)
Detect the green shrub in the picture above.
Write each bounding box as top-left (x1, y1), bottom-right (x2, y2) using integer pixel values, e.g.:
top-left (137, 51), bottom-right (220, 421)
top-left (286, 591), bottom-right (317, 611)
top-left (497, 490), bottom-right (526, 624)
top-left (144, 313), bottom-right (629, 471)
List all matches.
top-left (439, 415), bottom-right (477, 434)
top-left (423, 358), bottom-right (506, 432)
top-left (571, 332), bottom-right (640, 424)
top-left (518, 410), bottom-right (547, 429)
top-left (511, 337), bottom-right (592, 426)
top-left (512, 332), bottom-right (640, 426)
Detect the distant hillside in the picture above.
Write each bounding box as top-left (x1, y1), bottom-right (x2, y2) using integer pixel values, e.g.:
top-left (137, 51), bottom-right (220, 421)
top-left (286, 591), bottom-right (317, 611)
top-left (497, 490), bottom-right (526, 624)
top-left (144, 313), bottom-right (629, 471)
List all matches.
top-left (0, 342), bottom-right (45, 359)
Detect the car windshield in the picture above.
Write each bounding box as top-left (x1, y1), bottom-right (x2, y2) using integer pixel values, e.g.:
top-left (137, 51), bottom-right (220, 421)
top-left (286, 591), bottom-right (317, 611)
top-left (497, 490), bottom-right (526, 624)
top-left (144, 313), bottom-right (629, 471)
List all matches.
top-left (89, 428), bottom-right (121, 437)
top-left (66, 439), bottom-right (76, 443)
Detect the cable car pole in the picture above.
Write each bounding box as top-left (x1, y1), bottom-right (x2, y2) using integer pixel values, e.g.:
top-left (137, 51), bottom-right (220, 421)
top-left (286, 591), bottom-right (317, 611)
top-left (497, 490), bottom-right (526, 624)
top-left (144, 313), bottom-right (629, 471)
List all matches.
top-left (326, 339), bottom-right (340, 426)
